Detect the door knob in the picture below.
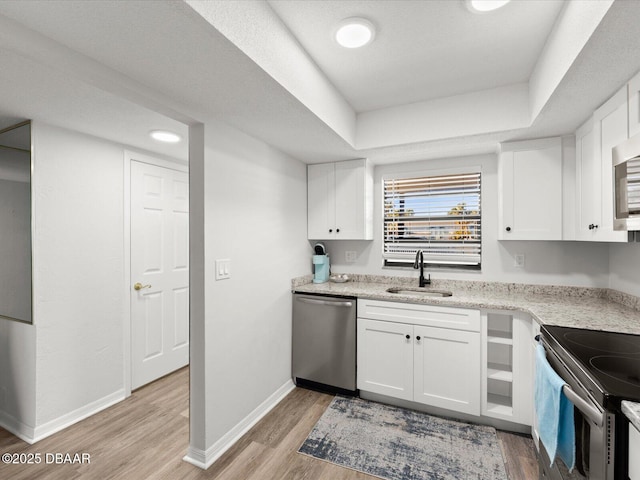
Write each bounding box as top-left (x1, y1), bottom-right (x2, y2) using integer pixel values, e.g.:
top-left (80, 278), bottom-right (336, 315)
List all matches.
top-left (133, 282), bottom-right (151, 291)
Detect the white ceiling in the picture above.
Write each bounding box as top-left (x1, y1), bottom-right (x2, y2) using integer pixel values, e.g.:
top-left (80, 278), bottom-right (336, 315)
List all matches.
top-left (0, 1), bottom-right (638, 165)
top-left (0, 45), bottom-right (189, 161)
top-left (268, 0), bottom-right (565, 112)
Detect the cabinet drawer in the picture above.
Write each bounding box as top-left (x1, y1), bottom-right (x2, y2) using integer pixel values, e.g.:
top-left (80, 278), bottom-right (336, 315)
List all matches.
top-left (357, 299), bottom-right (480, 332)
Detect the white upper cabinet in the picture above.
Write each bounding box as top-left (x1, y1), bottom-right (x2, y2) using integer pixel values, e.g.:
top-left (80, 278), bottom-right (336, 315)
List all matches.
top-left (307, 159), bottom-right (373, 240)
top-left (498, 137), bottom-right (563, 240)
top-left (576, 117), bottom-right (600, 240)
top-left (628, 70), bottom-right (640, 138)
top-left (575, 87), bottom-right (628, 242)
top-left (596, 87), bottom-right (628, 240)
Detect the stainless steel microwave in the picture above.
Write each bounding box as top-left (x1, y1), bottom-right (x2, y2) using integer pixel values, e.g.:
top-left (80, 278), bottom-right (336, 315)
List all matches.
top-left (613, 133), bottom-right (640, 231)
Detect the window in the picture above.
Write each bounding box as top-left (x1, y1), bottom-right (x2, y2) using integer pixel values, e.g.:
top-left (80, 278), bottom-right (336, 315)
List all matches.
top-left (383, 170), bottom-right (481, 269)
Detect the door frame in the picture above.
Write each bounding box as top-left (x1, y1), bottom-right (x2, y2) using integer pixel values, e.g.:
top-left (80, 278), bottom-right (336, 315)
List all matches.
top-left (123, 150), bottom-right (188, 397)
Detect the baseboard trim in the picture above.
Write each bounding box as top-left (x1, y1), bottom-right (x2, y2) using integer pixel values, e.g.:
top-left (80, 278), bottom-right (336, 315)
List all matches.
top-left (31, 389), bottom-right (126, 443)
top-left (183, 379), bottom-right (295, 470)
top-left (0, 411), bottom-right (36, 444)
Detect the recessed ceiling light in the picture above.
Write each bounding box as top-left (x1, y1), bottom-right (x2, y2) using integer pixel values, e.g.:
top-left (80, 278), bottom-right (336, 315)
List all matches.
top-left (149, 130), bottom-right (181, 143)
top-left (466, 0), bottom-right (511, 13)
top-left (335, 17), bottom-right (375, 49)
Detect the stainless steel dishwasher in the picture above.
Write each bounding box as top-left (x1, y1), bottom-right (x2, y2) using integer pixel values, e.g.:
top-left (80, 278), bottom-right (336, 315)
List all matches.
top-left (292, 293), bottom-right (357, 395)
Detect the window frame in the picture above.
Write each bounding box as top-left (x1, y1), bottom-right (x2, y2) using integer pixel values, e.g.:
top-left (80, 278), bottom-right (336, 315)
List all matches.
top-left (381, 166), bottom-right (482, 271)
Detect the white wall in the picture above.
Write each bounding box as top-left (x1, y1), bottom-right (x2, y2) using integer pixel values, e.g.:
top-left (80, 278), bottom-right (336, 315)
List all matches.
top-left (357, 84), bottom-right (530, 150)
top-left (0, 319), bottom-right (36, 440)
top-left (609, 242), bottom-right (640, 296)
top-left (0, 122), bottom-right (134, 441)
top-left (326, 153), bottom-right (610, 287)
top-left (189, 119), bottom-right (308, 464)
top-left (30, 122), bottom-right (126, 435)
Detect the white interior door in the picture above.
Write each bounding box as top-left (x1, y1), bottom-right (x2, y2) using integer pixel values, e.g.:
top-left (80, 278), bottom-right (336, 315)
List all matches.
top-left (131, 160), bottom-right (189, 390)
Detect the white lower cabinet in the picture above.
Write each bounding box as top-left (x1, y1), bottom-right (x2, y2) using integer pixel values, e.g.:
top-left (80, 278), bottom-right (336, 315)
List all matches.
top-left (630, 425), bottom-right (640, 480)
top-left (531, 321), bottom-right (541, 448)
top-left (357, 299), bottom-right (481, 416)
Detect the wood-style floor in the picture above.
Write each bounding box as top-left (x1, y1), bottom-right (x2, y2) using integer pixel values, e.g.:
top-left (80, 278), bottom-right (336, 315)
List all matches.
top-left (0, 368), bottom-right (538, 479)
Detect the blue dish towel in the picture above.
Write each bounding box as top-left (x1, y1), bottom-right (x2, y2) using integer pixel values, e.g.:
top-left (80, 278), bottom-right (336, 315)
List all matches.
top-left (534, 344), bottom-right (576, 471)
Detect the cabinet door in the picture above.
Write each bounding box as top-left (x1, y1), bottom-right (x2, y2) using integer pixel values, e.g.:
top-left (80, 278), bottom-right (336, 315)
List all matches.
top-left (531, 321), bottom-right (541, 449)
top-left (630, 425), bottom-right (640, 480)
top-left (357, 318), bottom-right (413, 400)
top-left (413, 325), bottom-right (481, 415)
top-left (499, 138), bottom-right (562, 240)
top-left (629, 70), bottom-right (640, 138)
top-left (307, 163), bottom-right (335, 239)
top-left (334, 159), bottom-right (372, 240)
top-left (594, 87), bottom-right (628, 242)
top-left (511, 313), bottom-right (533, 426)
top-left (576, 117), bottom-right (600, 240)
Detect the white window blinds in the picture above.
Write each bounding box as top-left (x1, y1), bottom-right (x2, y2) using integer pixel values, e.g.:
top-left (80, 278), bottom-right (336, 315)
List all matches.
top-left (383, 171), bottom-right (481, 267)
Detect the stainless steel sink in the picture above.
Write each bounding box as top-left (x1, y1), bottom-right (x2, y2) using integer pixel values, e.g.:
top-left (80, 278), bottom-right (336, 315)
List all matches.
top-left (385, 287), bottom-right (453, 297)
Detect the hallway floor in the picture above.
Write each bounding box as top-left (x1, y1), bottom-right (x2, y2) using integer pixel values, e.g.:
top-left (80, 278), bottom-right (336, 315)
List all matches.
top-left (0, 368), bottom-right (537, 479)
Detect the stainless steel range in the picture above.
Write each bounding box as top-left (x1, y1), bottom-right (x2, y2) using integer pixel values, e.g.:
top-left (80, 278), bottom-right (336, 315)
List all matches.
top-left (539, 325), bottom-right (640, 479)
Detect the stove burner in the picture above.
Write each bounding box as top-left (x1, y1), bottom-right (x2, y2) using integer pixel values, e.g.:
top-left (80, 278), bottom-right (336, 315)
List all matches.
top-left (590, 355), bottom-right (640, 388)
top-left (543, 325), bottom-right (640, 409)
top-left (563, 331), bottom-right (640, 354)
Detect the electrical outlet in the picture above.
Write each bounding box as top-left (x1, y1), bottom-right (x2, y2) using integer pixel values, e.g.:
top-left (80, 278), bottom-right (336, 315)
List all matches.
top-left (215, 259), bottom-right (231, 280)
top-left (345, 251), bottom-right (358, 263)
top-left (514, 254), bottom-right (525, 268)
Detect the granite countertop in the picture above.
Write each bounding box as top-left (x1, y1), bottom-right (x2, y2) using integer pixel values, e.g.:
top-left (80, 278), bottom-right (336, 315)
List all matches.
top-left (293, 273), bottom-right (640, 426)
top-left (622, 401), bottom-right (640, 431)
top-left (292, 274), bottom-right (640, 335)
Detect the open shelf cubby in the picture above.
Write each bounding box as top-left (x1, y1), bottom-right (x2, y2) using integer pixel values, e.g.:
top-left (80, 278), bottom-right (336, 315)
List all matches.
top-left (485, 312), bottom-right (514, 418)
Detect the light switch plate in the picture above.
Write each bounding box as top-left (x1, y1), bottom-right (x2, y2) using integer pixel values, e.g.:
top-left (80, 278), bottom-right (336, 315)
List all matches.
top-left (215, 259), bottom-right (231, 280)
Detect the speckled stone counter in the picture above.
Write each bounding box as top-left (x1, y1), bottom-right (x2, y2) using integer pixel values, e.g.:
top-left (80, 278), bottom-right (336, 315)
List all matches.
top-left (622, 401), bottom-right (640, 431)
top-left (292, 274), bottom-right (640, 335)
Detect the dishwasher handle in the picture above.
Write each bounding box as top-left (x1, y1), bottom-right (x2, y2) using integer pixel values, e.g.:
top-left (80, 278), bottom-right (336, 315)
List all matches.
top-left (297, 297), bottom-right (353, 308)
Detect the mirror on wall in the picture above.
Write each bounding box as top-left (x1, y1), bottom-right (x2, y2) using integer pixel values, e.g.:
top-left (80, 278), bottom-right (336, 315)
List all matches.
top-left (0, 121), bottom-right (32, 323)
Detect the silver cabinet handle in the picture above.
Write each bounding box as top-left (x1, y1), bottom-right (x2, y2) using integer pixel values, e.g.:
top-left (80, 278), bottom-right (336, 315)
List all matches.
top-left (297, 297), bottom-right (353, 308)
top-left (562, 386), bottom-right (603, 428)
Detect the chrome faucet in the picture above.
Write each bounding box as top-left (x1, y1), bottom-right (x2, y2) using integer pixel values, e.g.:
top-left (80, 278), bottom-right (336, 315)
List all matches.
top-left (413, 250), bottom-right (431, 287)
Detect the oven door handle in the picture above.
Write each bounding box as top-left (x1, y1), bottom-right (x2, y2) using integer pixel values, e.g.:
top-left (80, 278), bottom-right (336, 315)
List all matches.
top-left (562, 385), bottom-right (604, 428)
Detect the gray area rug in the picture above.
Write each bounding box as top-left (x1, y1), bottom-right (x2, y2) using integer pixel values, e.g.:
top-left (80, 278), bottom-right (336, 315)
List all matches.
top-left (298, 396), bottom-right (508, 480)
